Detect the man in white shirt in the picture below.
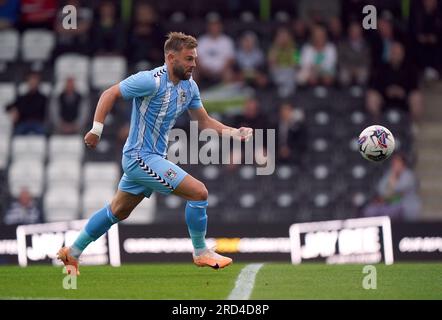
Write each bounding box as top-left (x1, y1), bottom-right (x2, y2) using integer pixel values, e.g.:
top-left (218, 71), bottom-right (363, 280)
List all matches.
top-left (298, 25), bottom-right (337, 86)
top-left (196, 13), bottom-right (235, 84)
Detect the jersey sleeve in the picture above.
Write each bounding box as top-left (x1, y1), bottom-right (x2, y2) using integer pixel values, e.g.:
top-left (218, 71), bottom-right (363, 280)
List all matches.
top-left (188, 79), bottom-right (203, 109)
top-left (119, 71), bottom-right (156, 100)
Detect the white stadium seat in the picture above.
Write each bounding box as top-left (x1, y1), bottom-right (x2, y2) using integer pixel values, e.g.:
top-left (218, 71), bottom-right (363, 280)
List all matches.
top-left (91, 56), bottom-right (127, 90)
top-left (44, 186), bottom-right (80, 222)
top-left (0, 30), bottom-right (19, 62)
top-left (11, 135), bottom-right (47, 162)
top-left (55, 54), bottom-right (90, 85)
top-left (21, 29), bottom-right (55, 62)
top-left (53, 78), bottom-right (89, 96)
top-left (0, 82), bottom-right (16, 112)
top-left (18, 81), bottom-right (52, 96)
top-left (0, 113), bottom-right (13, 135)
top-left (121, 195), bottom-right (156, 224)
top-left (0, 134), bottom-right (10, 170)
top-left (48, 135), bottom-right (84, 162)
top-left (83, 162), bottom-right (120, 189)
top-left (9, 160), bottom-right (44, 197)
top-left (46, 160), bottom-right (81, 189)
top-left (82, 187), bottom-right (115, 218)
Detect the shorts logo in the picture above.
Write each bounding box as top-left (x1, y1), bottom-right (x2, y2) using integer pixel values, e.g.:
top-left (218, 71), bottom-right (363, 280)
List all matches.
top-left (165, 168), bottom-right (177, 180)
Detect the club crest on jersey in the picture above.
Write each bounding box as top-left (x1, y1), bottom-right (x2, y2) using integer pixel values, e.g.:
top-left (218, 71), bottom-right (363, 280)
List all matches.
top-left (165, 168), bottom-right (177, 180)
top-left (178, 90), bottom-right (186, 104)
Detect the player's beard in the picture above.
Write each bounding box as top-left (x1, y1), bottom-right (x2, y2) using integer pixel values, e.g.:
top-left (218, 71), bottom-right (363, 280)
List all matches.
top-left (173, 63), bottom-right (192, 80)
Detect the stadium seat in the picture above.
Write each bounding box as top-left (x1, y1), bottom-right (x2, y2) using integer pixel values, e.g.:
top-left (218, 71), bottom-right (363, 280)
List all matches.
top-left (0, 82), bottom-right (16, 112)
top-left (83, 162), bottom-right (120, 189)
top-left (11, 135), bottom-right (47, 162)
top-left (91, 56), bottom-right (127, 90)
top-left (55, 54), bottom-right (90, 86)
top-left (44, 186), bottom-right (80, 222)
top-left (0, 112), bottom-right (13, 135)
top-left (121, 195), bottom-right (157, 224)
top-left (82, 187), bottom-right (115, 218)
top-left (52, 79), bottom-right (89, 96)
top-left (21, 29), bottom-right (55, 63)
top-left (272, 164), bottom-right (299, 191)
top-left (0, 30), bottom-right (19, 63)
top-left (155, 194), bottom-right (183, 222)
top-left (48, 135), bottom-right (84, 162)
top-left (0, 134), bottom-right (10, 170)
top-left (8, 160), bottom-right (44, 197)
top-left (46, 160), bottom-right (81, 189)
top-left (18, 81), bottom-right (52, 97)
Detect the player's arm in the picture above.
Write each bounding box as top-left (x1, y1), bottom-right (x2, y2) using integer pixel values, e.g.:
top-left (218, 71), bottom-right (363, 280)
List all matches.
top-left (188, 107), bottom-right (253, 141)
top-left (84, 84), bottom-right (122, 149)
top-left (85, 71), bottom-right (154, 149)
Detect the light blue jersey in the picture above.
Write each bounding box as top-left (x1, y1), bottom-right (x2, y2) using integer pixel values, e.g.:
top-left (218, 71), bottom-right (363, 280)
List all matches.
top-left (120, 65), bottom-right (202, 159)
top-left (117, 65), bottom-right (202, 197)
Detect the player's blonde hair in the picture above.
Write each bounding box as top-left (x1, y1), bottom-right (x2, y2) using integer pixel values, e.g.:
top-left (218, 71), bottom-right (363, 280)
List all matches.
top-left (164, 32), bottom-right (198, 53)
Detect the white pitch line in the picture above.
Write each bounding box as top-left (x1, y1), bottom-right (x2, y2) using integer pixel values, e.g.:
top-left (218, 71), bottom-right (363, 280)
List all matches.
top-left (227, 263), bottom-right (264, 300)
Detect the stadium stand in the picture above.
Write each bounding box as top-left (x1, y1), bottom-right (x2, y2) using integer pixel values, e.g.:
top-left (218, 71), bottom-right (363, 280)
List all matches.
top-left (0, 0), bottom-right (436, 225)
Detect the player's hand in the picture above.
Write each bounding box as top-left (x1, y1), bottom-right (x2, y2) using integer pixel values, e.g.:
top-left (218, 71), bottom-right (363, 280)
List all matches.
top-left (232, 127), bottom-right (253, 142)
top-left (84, 131), bottom-right (100, 149)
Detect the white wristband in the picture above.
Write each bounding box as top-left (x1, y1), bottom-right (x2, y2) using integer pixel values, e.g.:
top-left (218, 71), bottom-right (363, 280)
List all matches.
top-left (90, 121), bottom-right (104, 138)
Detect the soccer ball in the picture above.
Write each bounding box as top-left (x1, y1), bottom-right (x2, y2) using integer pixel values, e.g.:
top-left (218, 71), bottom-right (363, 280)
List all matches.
top-left (358, 125), bottom-right (395, 162)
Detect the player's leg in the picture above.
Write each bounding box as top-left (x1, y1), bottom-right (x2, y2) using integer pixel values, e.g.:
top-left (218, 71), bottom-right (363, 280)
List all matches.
top-left (73, 190), bottom-right (144, 257)
top-left (173, 175), bottom-right (209, 255)
top-left (173, 175), bottom-right (232, 269)
top-left (58, 190), bottom-right (144, 274)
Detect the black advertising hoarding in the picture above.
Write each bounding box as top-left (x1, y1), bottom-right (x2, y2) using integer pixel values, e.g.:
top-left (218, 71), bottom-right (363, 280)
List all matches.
top-left (392, 222), bottom-right (442, 261)
top-left (0, 220), bottom-right (441, 265)
top-left (118, 223), bottom-right (292, 263)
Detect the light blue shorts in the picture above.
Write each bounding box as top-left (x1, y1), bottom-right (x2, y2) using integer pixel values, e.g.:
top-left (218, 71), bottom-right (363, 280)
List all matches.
top-left (118, 154), bottom-right (188, 198)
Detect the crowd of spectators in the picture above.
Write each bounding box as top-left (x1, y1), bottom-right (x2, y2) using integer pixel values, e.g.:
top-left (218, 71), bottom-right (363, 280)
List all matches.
top-left (1, 0), bottom-right (438, 223)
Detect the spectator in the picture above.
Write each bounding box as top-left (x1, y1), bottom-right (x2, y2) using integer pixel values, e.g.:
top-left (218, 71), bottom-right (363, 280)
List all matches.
top-left (231, 97), bottom-right (268, 130)
top-left (4, 188), bottom-right (41, 225)
top-left (50, 77), bottom-right (88, 134)
top-left (275, 102), bottom-right (307, 164)
top-left (91, 0), bottom-right (125, 55)
top-left (362, 153), bottom-right (421, 222)
top-left (369, 10), bottom-right (405, 68)
top-left (298, 24), bottom-right (337, 87)
top-left (195, 13), bottom-right (235, 86)
top-left (338, 21), bottom-right (370, 87)
top-left (409, 0), bottom-right (442, 80)
top-left (127, 2), bottom-right (164, 68)
top-left (235, 31), bottom-right (268, 89)
top-left (327, 16), bottom-right (343, 43)
top-left (291, 18), bottom-right (309, 47)
top-left (366, 42), bottom-right (423, 120)
top-left (268, 27), bottom-right (298, 97)
top-left (53, 0), bottom-right (93, 56)
top-left (6, 72), bottom-right (48, 135)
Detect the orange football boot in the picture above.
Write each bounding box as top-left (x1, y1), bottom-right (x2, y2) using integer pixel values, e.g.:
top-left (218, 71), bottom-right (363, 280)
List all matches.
top-left (57, 247), bottom-right (80, 276)
top-left (193, 248), bottom-right (233, 269)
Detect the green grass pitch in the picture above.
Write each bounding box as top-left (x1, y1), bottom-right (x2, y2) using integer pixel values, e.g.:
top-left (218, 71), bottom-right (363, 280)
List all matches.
top-left (0, 263), bottom-right (441, 300)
